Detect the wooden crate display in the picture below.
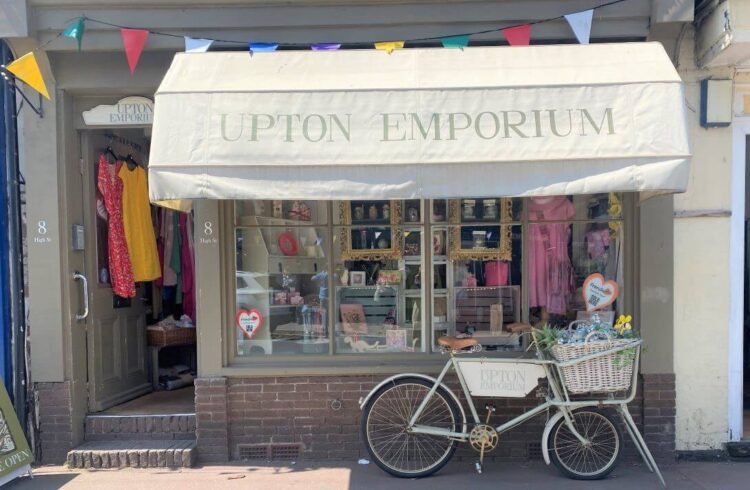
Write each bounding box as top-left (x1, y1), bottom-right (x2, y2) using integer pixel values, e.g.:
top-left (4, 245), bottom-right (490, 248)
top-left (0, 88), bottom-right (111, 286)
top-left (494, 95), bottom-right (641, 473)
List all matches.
top-left (454, 286), bottom-right (520, 333)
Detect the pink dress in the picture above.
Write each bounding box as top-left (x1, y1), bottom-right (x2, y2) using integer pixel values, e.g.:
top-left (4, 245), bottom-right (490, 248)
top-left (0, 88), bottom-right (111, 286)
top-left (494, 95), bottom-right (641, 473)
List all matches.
top-left (97, 155), bottom-right (136, 298)
top-left (528, 196), bottom-right (575, 315)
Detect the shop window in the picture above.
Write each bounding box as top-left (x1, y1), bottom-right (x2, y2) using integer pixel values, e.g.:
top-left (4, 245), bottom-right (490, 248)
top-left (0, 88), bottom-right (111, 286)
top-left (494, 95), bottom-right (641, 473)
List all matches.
top-left (230, 194), bottom-right (627, 361)
top-left (234, 202), bottom-right (330, 356)
top-left (332, 199), bottom-right (425, 354)
top-left (526, 194), bottom-right (624, 327)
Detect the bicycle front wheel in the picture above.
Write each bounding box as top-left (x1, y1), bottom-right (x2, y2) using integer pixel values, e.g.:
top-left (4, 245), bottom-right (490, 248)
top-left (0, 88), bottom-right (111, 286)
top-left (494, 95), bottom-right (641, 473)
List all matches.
top-left (549, 408), bottom-right (623, 480)
top-left (361, 377), bottom-right (462, 478)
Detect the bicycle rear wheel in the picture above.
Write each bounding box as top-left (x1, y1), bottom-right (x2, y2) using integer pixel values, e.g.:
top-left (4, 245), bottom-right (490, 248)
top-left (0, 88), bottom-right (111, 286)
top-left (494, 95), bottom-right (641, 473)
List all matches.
top-left (361, 377), bottom-right (462, 478)
top-left (549, 408), bottom-right (623, 480)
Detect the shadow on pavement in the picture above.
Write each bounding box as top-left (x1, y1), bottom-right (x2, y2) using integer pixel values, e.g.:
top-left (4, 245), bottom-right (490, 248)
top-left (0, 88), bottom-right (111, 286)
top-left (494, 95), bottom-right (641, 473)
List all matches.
top-left (5, 472), bottom-right (78, 489)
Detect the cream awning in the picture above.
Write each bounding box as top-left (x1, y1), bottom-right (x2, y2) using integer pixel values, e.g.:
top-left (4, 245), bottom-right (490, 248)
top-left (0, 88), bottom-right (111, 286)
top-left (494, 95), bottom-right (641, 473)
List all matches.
top-left (148, 42), bottom-right (690, 205)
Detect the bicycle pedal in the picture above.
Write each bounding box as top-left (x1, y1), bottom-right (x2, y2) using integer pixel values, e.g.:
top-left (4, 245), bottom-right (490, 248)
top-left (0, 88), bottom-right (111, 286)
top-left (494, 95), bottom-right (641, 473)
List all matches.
top-left (475, 461), bottom-right (482, 474)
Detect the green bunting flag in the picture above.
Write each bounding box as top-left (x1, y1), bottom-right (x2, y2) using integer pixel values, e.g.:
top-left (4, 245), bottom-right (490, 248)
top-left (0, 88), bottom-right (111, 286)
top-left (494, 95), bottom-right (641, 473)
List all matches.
top-left (63, 17), bottom-right (85, 51)
top-left (441, 35), bottom-right (470, 49)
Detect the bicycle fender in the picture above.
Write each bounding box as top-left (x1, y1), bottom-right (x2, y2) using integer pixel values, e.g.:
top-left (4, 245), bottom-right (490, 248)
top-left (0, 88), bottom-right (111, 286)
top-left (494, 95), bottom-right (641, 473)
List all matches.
top-left (359, 373), bottom-right (468, 434)
top-left (541, 411), bottom-right (566, 465)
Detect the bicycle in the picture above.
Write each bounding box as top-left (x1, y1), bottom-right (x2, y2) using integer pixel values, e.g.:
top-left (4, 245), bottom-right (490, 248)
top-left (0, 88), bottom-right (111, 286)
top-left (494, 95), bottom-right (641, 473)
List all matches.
top-left (359, 333), bottom-right (665, 486)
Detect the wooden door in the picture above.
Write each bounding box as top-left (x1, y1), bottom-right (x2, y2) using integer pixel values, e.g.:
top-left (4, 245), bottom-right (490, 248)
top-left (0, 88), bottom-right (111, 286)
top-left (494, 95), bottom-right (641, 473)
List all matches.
top-left (81, 130), bottom-right (151, 412)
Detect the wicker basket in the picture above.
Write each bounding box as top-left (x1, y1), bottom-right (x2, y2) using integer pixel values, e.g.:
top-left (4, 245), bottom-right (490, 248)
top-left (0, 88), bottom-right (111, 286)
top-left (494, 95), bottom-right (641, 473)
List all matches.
top-left (147, 327), bottom-right (196, 347)
top-left (550, 332), bottom-right (638, 394)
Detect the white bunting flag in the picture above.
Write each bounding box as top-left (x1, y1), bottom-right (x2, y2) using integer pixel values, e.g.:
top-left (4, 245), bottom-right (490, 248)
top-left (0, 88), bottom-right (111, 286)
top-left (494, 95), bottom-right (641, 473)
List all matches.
top-left (184, 37), bottom-right (214, 53)
top-left (564, 9), bottom-right (594, 45)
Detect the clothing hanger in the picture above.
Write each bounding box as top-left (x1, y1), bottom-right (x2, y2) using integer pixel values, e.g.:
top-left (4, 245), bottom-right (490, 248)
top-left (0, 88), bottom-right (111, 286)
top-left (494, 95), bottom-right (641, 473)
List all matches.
top-left (125, 154), bottom-right (138, 171)
top-left (103, 145), bottom-right (119, 164)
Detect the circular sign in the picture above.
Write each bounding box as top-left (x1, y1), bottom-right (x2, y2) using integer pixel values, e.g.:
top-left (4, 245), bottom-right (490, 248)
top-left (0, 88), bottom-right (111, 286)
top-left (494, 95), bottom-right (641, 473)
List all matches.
top-left (235, 308), bottom-right (263, 339)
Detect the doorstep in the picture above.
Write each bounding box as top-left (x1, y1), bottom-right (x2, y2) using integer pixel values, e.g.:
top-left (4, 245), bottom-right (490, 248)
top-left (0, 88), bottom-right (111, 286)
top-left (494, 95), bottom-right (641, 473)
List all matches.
top-left (726, 441), bottom-right (750, 459)
top-left (66, 440), bottom-right (196, 469)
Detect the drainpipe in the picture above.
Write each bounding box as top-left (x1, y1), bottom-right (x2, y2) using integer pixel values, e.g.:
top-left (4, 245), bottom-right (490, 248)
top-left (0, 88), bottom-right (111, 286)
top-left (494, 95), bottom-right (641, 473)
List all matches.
top-left (0, 40), bottom-right (28, 430)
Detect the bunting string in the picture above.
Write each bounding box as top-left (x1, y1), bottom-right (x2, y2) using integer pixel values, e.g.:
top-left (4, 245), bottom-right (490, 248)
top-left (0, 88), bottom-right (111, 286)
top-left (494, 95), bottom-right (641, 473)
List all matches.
top-left (2, 0), bottom-right (633, 100)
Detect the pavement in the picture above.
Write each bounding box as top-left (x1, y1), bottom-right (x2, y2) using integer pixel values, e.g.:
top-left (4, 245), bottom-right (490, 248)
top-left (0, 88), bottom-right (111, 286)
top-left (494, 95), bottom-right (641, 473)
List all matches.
top-left (5, 460), bottom-right (750, 490)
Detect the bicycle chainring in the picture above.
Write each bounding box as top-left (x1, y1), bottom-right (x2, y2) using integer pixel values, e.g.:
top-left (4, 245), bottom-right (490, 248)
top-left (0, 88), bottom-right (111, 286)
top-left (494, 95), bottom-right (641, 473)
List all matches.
top-left (469, 424), bottom-right (499, 453)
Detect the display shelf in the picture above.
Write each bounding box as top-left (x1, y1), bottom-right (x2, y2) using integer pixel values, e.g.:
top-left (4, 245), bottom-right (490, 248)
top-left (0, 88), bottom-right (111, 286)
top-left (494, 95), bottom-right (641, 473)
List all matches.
top-left (236, 216), bottom-right (327, 355)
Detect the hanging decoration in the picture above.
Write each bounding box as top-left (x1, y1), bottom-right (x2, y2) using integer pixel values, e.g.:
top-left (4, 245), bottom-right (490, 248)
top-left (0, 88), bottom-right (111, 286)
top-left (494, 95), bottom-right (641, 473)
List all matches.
top-left (501, 24), bottom-right (531, 46)
top-left (5, 52), bottom-right (50, 100)
top-left (62, 17), bottom-right (85, 51)
top-left (249, 42), bottom-right (279, 52)
top-left (0, 0), bottom-right (634, 102)
top-left (311, 43), bottom-right (341, 51)
top-left (120, 28), bottom-right (149, 74)
top-left (565, 9), bottom-right (594, 44)
top-left (374, 41), bottom-right (405, 54)
top-left (184, 37), bottom-right (214, 53)
top-left (440, 35), bottom-right (470, 49)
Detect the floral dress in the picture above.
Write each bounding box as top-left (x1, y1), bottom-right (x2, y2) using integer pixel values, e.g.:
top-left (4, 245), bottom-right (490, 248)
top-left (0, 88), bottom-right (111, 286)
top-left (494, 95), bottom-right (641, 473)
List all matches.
top-left (97, 155), bottom-right (136, 298)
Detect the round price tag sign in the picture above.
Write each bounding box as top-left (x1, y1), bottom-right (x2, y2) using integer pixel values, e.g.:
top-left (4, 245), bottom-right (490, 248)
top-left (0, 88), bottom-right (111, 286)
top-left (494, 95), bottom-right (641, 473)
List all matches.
top-left (236, 308), bottom-right (263, 339)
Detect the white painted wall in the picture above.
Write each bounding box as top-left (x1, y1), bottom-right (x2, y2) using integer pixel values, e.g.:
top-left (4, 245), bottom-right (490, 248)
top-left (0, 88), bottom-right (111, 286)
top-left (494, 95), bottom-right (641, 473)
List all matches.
top-left (672, 28), bottom-right (736, 450)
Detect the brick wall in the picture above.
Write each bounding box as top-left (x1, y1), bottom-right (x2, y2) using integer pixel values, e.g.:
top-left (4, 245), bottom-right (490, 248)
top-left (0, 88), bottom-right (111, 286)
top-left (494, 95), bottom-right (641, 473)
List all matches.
top-left (35, 382), bottom-right (75, 464)
top-left (193, 372), bottom-right (675, 464)
top-left (642, 373), bottom-right (676, 461)
top-left (195, 377), bottom-right (230, 462)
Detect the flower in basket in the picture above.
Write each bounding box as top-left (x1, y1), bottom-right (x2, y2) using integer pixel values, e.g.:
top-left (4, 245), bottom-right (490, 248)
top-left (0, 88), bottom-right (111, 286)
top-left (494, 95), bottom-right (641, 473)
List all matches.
top-left (614, 314), bottom-right (633, 337)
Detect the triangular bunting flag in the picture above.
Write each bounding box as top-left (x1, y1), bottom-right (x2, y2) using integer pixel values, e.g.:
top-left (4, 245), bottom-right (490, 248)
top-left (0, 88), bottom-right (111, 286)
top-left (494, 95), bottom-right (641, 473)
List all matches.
top-left (63, 17), bottom-right (85, 51)
top-left (441, 35), bottom-right (470, 49)
top-left (120, 28), bottom-right (149, 74)
top-left (184, 37), bottom-right (213, 53)
top-left (311, 43), bottom-right (341, 51)
top-left (564, 9), bottom-right (594, 45)
top-left (5, 52), bottom-right (50, 100)
top-left (502, 24), bottom-right (531, 46)
top-left (249, 43), bottom-right (279, 52)
top-left (374, 41), bottom-right (405, 54)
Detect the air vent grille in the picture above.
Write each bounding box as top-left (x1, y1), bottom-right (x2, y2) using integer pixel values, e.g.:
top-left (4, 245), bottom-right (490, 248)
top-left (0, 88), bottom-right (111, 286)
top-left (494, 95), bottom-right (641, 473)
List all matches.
top-left (527, 441), bottom-right (543, 460)
top-left (237, 443), bottom-right (302, 460)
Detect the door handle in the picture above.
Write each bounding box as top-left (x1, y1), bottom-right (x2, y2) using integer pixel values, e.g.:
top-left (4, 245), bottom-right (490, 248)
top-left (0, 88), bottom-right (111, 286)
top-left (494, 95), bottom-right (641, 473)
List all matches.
top-left (73, 271), bottom-right (89, 321)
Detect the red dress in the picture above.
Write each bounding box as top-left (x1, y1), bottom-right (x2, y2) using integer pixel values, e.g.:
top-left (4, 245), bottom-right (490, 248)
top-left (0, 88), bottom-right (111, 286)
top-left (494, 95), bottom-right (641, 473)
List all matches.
top-left (97, 155), bottom-right (136, 298)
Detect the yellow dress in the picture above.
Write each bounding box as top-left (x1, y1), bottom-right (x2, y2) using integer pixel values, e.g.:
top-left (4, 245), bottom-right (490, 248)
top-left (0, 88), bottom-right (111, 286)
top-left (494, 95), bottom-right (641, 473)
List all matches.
top-left (119, 164), bottom-right (161, 282)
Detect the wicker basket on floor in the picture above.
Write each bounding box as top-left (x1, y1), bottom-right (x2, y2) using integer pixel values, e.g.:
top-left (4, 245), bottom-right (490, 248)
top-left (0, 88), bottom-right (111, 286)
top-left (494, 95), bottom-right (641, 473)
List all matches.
top-left (550, 332), bottom-right (638, 394)
top-left (147, 327), bottom-right (196, 347)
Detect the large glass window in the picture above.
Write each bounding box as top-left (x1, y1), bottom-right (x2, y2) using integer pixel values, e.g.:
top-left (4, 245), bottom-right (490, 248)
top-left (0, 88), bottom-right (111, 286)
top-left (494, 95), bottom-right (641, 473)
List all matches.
top-left (231, 194), bottom-right (626, 359)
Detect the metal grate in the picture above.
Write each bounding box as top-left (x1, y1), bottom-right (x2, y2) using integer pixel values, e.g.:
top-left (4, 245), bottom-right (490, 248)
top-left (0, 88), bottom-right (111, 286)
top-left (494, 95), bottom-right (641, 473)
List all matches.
top-left (237, 443), bottom-right (302, 460)
top-left (527, 441), bottom-right (543, 460)
top-left (238, 445), bottom-right (269, 460)
top-left (271, 444), bottom-right (301, 460)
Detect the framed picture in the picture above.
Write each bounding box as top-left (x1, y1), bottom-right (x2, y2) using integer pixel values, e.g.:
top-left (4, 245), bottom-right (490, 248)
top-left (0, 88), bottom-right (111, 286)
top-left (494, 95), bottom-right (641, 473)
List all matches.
top-left (349, 271), bottom-right (367, 286)
top-left (377, 270), bottom-right (401, 285)
top-left (339, 200), bottom-right (403, 261)
top-left (448, 198), bottom-right (513, 261)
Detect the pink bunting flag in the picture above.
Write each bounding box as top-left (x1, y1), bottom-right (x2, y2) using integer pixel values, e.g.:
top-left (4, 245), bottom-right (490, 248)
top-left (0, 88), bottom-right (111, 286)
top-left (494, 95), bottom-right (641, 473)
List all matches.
top-left (502, 24), bottom-right (531, 46)
top-left (121, 28), bottom-right (149, 74)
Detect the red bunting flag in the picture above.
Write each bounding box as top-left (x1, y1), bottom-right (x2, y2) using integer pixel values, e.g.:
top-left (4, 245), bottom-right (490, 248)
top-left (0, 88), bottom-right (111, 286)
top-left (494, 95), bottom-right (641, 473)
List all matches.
top-left (120, 28), bottom-right (149, 74)
top-left (502, 24), bottom-right (531, 46)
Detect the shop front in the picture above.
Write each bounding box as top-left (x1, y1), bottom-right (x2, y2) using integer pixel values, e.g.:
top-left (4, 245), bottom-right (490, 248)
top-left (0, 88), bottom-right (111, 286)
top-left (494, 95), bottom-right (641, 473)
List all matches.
top-left (146, 42), bottom-right (690, 462)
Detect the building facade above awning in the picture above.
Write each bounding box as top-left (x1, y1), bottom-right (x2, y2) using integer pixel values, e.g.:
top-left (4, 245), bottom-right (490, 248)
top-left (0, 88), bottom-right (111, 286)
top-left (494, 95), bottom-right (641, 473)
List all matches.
top-left (148, 42), bottom-right (690, 205)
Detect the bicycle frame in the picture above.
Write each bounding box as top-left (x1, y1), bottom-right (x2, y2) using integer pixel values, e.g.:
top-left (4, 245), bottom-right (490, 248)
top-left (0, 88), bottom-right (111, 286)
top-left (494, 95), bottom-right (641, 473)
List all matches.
top-left (407, 340), bottom-right (641, 440)
top-left (382, 339), bottom-right (664, 487)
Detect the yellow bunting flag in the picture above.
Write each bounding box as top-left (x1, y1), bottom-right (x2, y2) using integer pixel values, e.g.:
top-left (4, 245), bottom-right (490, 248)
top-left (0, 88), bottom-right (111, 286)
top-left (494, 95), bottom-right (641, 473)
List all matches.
top-left (374, 41), bottom-right (405, 54)
top-left (5, 52), bottom-right (50, 100)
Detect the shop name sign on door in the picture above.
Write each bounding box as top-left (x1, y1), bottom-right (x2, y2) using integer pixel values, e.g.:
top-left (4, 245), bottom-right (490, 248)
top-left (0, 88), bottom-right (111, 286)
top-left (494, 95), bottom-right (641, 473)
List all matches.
top-left (83, 96), bottom-right (153, 126)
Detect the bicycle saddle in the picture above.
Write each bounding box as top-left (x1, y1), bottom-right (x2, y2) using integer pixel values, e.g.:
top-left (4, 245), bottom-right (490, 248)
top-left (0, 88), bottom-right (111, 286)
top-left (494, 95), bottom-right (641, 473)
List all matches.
top-left (437, 336), bottom-right (478, 351)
